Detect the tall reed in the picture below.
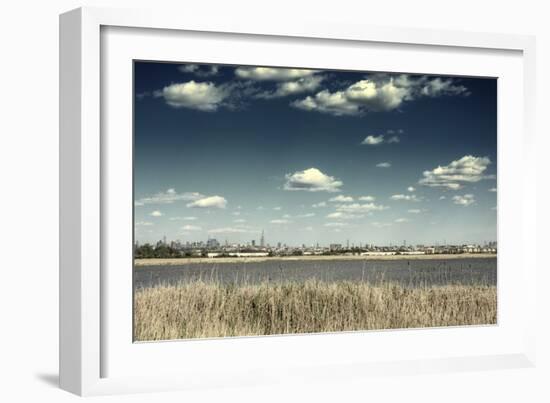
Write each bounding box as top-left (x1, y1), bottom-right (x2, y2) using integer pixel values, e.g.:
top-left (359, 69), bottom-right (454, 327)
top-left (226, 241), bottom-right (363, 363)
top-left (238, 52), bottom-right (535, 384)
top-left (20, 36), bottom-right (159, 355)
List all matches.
top-left (134, 280), bottom-right (496, 341)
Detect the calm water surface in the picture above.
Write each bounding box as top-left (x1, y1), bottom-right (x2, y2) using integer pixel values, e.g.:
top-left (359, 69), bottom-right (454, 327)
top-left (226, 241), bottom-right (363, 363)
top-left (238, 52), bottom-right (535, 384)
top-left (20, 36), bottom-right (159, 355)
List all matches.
top-left (134, 257), bottom-right (496, 289)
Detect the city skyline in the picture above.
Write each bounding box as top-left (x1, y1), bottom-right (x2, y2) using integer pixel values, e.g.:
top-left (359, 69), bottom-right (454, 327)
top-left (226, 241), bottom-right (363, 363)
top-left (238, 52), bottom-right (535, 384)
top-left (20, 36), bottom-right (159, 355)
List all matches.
top-left (134, 62), bottom-right (497, 246)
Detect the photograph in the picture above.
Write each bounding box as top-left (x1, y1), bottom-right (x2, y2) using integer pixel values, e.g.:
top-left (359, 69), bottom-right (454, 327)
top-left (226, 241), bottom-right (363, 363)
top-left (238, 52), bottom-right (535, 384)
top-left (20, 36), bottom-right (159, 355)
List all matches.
top-left (132, 61), bottom-right (497, 342)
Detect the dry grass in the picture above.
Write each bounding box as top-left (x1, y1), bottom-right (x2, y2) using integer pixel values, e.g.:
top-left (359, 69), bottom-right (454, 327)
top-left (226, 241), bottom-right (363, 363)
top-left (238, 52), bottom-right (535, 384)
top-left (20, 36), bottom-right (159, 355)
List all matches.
top-left (134, 280), bottom-right (496, 341)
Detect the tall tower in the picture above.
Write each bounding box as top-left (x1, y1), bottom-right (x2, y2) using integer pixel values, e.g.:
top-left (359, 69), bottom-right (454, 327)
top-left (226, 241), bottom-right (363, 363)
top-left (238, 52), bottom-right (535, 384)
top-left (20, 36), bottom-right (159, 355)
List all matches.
top-left (260, 230), bottom-right (265, 247)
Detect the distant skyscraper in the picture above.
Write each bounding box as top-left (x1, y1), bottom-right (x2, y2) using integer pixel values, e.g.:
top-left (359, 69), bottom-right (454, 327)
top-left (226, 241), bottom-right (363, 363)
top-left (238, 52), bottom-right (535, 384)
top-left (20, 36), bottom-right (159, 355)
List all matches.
top-left (260, 230), bottom-right (265, 247)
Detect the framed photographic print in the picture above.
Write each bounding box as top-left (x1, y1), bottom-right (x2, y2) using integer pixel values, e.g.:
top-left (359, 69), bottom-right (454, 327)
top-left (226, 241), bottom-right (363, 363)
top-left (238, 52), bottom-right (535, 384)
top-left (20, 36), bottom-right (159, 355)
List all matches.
top-left (132, 61), bottom-right (498, 342)
top-left (60, 7), bottom-right (537, 396)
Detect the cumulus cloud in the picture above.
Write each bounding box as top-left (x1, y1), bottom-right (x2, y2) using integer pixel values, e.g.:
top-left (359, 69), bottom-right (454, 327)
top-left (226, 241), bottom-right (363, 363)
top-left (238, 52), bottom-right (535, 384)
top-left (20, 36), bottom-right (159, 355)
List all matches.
top-left (235, 67), bottom-right (318, 81)
top-left (292, 74), bottom-right (468, 116)
top-left (233, 219), bottom-right (246, 223)
top-left (135, 189), bottom-right (203, 206)
top-left (178, 64), bottom-right (219, 77)
top-left (156, 81), bottom-right (230, 111)
top-left (372, 222), bottom-right (392, 228)
top-left (419, 155), bottom-right (494, 190)
top-left (150, 210), bottom-right (163, 217)
top-left (297, 213), bottom-right (315, 218)
top-left (358, 196), bottom-right (375, 202)
top-left (452, 194), bottom-right (476, 206)
top-left (329, 195), bottom-right (354, 203)
top-left (324, 222), bottom-right (349, 227)
top-left (394, 218), bottom-right (410, 223)
top-left (169, 216), bottom-right (197, 221)
top-left (270, 219), bottom-right (292, 224)
top-left (390, 194), bottom-right (421, 202)
top-left (361, 135), bottom-right (400, 146)
top-left (208, 227), bottom-right (255, 234)
top-left (292, 90), bottom-right (361, 116)
top-left (273, 206), bottom-right (282, 211)
top-left (326, 212), bottom-right (364, 220)
top-left (407, 209), bottom-right (422, 214)
top-left (187, 195), bottom-right (227, 209)
top-left (182, 224), bottom-right (202, 231)
top-left (387, 136), bottom-right (400, 144)
top-left (489, 187), bottom-right (497, 192)
top-left (284, 168), bottom-right (343, 192)
top-left (335, 203), bottom-right (388, 214)
top-left (312, 201), bottom-right (327, 208)
top-left (136, 221), bottom-right (153, 226)
top-left (376, 162), bottom-right (391, 168)
top-left (257, 76), bottom-right (324, 98)
top-left (407, 186), bottom-right (415, 192)
top-left (361, 135), bottom-right (385, 145)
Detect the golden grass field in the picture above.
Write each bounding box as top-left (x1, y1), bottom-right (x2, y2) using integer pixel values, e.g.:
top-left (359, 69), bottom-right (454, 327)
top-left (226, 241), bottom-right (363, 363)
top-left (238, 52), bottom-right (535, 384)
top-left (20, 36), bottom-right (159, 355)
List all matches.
top-left (134, 280), bottom-right (497, 341)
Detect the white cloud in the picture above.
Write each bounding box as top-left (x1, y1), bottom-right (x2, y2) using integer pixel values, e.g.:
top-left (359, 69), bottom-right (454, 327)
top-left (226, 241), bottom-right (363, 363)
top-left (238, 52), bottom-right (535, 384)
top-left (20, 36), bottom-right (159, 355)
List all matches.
top-left (489, 187), bottom-right (497, 192)
top-left (270, 219), bottom-right (291, 224)
top-left (257, 76), bottom-right (324, 98)
top-left (284, 168), bottom-right (343, 192)
top-left (150, 210), bottom-right (164, 217)
top-left (361, 135), bottom-right (385, 145)
top-left (292, 90), bottom-right (361, 116)
top-left (156, 81), bottom-right (230, 111)
top-left (182, 224), bottom-right (202, 231)
top-left (136, 221), bottom-right (153, 226)
top-left (452, 194), bottom-right (476, 206)
top-left (335, 203), bottom-right (388, 214)
top-left (394, 218), bottom-right (410, 223)
top-left (296, 213), bottom-right (315, 218)
top-left (326, 212), bottom-right (364, 220)
top-left (232, 211), bottom-right (241, 216)
top-left (439, 196), bottom-right (446, 200)
top-left (233, 219), bottom-right (246, 223)
top-left (324, 222), bottom-right (349, 227)
top-left (361, 135), bottom-right (400, 146)
top-left (390, 194), bottom-right (421, 202)
top-left (135, 188), bottom-right (203, 206)
top-left (208, 227), bottom-right (255, 234)
top-left (235, 67), bottom-right (318, 81)
top-left (292, 74), bottom-right (468, 116)
top-left (407, 209), bottom-right (422, 214)
top-left (178, 64), bottom-right (219, 77)
top-left (372, 222), bottom-right (392, 228)
top-left (419, 155), bottom-right (494, 190)
top-left (376, 162), bottom-right (391, 168)
top-left (329, 195), bottom-right (354, 203)
top-left (358, 196), bottom-right (375, 202)
top-left (187, 195), bottom-right (227, 209)
top-left (387, 136), bottom-right (400, 143)
top-left (169, 216), bottom-right (197, 221)
top-left (312, 201), bottom-right (327, 208)
top-left (273, 206), bottom-right (282, 211)
top-left (407, 186), bottom-right (415, 192)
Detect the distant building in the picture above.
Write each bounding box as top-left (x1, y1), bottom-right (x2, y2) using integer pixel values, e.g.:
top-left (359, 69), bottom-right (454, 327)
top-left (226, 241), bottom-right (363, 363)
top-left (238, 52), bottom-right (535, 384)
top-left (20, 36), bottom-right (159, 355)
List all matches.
top-left (260, 230), bottom-right (265, 247)
top-left (206, 238), bottom-right (220, 249)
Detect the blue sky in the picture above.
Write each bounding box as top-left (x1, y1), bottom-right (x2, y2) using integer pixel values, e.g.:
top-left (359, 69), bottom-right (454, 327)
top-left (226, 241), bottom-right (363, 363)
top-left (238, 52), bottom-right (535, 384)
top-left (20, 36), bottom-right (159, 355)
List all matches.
top-left (134, 62), bottom-right (497, 246)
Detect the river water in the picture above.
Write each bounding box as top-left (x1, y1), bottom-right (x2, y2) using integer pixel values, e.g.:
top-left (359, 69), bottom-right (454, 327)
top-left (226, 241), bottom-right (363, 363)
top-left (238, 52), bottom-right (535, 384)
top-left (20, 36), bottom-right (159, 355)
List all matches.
top-left (134, 257), bottom-right (496, 289)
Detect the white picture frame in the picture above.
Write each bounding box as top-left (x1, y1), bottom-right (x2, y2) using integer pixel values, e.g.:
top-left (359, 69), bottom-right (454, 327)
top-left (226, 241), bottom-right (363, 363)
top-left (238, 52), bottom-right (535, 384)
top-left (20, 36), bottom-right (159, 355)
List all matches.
top-left (59, 6), bottom-right (537, 396)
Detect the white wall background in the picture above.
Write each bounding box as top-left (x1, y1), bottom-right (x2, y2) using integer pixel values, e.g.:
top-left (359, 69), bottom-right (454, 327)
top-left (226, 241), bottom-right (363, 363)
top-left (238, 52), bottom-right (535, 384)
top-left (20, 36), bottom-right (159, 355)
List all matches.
top-left (0, 0), bottom-right (548, 401)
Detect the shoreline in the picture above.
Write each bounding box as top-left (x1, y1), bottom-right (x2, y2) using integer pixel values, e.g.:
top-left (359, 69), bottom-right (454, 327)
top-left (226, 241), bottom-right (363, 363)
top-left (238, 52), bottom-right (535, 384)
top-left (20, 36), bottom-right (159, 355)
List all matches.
top-left (134, 253), bottom-right (497, 267)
